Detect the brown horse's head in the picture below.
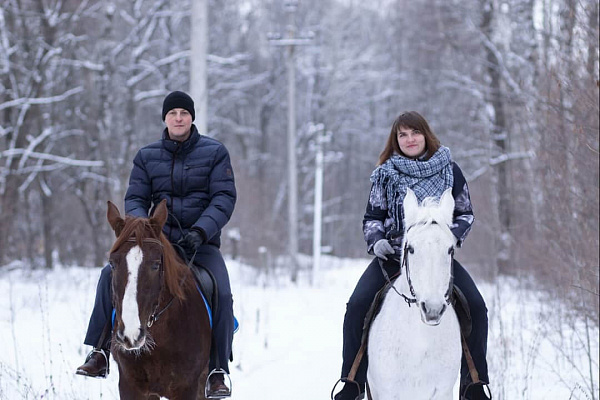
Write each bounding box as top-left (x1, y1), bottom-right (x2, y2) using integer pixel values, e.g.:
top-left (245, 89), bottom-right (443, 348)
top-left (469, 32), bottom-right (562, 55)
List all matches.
top-left (106, 200), bottom-right (191, 353)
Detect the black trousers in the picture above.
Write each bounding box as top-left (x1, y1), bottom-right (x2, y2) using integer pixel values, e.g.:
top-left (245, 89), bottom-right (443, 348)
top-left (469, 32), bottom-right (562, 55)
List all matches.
top-left (83, 244), bottom-right (234, 373)
top-left (340, 257), bottom-right (489, 388)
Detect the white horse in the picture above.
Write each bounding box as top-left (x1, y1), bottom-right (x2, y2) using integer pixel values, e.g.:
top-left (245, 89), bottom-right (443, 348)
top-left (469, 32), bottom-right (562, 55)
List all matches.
top-left (367, 188), bottom-right (461, 400)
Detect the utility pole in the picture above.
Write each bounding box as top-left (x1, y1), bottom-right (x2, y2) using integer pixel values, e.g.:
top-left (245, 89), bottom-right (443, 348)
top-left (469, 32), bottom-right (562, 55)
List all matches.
top-left (269, 1), bottom-right (313, 282)
top-left (311, 123), bottom-right (326, 286)
top-left (190, 0), bottom-right (208, 134)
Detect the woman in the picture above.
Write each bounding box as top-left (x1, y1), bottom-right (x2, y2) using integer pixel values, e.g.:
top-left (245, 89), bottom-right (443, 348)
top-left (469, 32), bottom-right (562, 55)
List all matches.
top-left (334, 112), bottom-right (490, 400)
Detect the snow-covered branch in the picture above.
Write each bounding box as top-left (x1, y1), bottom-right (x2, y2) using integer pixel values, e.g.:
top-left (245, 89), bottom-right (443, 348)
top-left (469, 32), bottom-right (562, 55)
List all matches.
top-left (468, 150), bottom-right (535, 181)
top-left (0, 87), bottom-right (84, 111)
top-left (1, 149), bottom-right (104, 168)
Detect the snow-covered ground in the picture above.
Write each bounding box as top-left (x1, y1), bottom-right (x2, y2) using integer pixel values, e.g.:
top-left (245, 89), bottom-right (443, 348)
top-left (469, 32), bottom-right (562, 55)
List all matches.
top-left (0, 256), bottom-right (597, 399)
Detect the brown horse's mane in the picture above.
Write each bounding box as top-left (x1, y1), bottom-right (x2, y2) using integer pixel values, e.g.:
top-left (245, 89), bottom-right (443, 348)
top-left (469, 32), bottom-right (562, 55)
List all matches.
top-left (110, 216), bottom-right (194, 301)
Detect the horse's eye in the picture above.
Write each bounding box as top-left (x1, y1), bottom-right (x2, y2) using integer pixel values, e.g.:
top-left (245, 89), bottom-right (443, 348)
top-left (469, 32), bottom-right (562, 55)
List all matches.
top-left (151, 261), bottom-right (161, 271)
top-left (407, 245), bottom-right (414, 254)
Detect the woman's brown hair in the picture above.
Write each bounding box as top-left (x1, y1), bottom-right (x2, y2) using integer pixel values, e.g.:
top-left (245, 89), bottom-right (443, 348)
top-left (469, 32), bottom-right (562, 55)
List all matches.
top-left (377, 111), bottom-right (441, 165)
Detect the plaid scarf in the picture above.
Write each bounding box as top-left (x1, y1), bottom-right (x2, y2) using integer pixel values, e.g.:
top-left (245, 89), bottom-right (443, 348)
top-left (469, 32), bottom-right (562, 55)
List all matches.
top-left (369, 146), bottom-right (454, 231)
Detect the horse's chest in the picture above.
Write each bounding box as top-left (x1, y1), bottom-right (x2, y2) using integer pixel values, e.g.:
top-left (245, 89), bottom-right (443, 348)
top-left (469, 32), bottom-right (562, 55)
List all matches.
top-left (368, 296), bottom-right (461, 368)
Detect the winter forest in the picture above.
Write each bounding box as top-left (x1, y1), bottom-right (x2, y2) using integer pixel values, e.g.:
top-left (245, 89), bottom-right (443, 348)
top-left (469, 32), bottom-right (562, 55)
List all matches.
top-left (0, 0), bottom-right (598, 399)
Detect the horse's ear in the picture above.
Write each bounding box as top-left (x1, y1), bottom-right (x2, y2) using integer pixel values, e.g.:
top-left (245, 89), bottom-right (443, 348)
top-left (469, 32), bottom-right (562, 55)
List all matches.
top-left (107, 201), bottom-right (125, 237)
top-left (439, 188), bottom-right (455, 226)
top-left (150, 199), bottom-right (168, 235)
top-left (403, 188), bottom-right (419, 227)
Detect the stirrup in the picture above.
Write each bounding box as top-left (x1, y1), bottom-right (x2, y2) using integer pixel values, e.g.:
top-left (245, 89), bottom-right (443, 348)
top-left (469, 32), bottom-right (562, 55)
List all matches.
top-left (205, 368), bottom-right (232, 399)
top-left (330, 377), bottom-right (364, 400)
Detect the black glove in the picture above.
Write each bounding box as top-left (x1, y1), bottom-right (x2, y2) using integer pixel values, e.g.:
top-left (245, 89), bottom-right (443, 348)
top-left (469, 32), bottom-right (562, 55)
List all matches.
top-left (184, 229), bottom-right (206, 253)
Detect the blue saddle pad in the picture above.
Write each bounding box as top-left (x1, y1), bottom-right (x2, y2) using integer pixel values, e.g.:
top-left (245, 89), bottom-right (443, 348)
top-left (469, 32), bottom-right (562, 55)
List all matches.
top-left (111, 300), bottom-right (238, 333)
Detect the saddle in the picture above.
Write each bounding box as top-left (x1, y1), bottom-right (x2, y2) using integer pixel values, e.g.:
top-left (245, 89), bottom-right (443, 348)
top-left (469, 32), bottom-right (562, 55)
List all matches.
top-left (190, 263), bottom-right (218, 322)
top-left (173, 242), bottom-right (239, 337)
top-left (173, 243), bottom-right (218, 320)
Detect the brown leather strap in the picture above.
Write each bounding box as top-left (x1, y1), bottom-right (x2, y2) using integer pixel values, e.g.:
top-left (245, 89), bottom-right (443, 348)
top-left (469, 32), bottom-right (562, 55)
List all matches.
top-left (347, 341), bottom-right (367, 381)
top-left (461, 331), bottom-right (480, 383)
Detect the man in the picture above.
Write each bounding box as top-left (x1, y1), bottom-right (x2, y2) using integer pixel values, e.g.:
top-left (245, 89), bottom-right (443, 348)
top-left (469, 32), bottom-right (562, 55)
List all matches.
top-left (76, 91), bottom-right (237, 398)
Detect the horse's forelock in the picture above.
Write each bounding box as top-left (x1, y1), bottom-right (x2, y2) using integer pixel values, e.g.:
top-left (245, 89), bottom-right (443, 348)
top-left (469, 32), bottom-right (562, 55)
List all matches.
top-left (110, 217), bottom-right (151, 253)
top-left (110, 217), bottom-right (193, 301)
top-left (405, 206), bottom-right (453, 240)
top-left (406, 195), bottom-right (453, 231)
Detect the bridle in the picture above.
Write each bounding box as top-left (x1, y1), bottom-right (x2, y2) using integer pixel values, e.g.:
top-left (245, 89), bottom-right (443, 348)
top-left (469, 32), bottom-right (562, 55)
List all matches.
top-left (381, 220), bottom-right (455, 307)
top-left (121, 237), bottom-right (176, 328)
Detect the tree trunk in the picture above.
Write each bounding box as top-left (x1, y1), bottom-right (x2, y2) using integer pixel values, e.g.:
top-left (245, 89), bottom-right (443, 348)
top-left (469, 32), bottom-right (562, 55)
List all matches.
top-left (481, 0), bottom-right (511, 274)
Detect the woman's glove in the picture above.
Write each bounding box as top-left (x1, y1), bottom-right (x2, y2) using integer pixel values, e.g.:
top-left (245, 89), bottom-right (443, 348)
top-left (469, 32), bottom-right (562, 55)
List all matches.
top-left (373, 239), bottom-right (394, 260)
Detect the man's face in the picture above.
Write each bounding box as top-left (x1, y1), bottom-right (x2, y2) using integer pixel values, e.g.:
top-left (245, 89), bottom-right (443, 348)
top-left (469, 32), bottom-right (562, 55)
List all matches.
top-left (165, 108), bottom-right (193, 142)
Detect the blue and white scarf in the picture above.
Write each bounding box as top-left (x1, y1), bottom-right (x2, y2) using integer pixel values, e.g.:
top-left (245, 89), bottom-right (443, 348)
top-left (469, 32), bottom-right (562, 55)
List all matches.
top-left (369, 146), bottom-right (454, 231)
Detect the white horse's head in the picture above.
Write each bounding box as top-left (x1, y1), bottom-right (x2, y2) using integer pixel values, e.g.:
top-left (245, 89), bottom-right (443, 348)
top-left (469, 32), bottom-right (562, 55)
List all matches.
top-left (402, 188), bottom-right (456, 326)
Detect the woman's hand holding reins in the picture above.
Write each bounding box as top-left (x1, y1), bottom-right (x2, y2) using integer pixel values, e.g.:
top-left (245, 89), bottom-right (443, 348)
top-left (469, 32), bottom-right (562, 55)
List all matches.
top-left (373, 239), bottom-right (395, 260)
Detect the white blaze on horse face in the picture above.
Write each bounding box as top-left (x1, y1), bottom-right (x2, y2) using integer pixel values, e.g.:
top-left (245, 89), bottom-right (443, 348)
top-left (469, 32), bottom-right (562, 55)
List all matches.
top-left (122, 245), bottom-right (143, 342)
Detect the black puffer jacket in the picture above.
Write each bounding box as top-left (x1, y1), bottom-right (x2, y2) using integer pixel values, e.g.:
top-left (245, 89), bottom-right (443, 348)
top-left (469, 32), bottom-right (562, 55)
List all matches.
top-left (125, 125), bottom-right (236, 247)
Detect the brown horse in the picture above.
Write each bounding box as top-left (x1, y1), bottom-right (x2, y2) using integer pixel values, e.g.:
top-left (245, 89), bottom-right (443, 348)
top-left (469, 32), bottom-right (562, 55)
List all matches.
top-left (107, 199), bottom-right (211, 399)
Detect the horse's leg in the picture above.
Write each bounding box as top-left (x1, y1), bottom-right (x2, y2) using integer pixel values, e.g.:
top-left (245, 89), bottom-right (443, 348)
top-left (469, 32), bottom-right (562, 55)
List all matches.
top-left (169, 383), bottom-right (205, 400)
top-left (118, 374), bottom-right (149, 400)
top-left (198, 369), bottom-right (208, 400)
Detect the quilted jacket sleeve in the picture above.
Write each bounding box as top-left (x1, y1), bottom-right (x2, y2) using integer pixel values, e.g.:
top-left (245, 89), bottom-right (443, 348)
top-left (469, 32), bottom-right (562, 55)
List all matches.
top-left (124, 150), bottom-right (152, 218)
top-left (451, 162), bottom-right (474, 247)
top-left (363, 183), bottom-right (388, 254)
top-left (191, 144), bottom-right (237, 241)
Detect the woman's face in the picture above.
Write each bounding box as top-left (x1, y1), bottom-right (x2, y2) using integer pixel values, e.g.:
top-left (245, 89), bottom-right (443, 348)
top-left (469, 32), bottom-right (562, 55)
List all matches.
top-left (397, 126), bottom-right (426, 158)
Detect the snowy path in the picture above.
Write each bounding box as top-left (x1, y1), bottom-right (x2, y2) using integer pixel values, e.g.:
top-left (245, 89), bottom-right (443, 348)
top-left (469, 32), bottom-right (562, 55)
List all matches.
top-left (0, 257), bottom-right (597, 399)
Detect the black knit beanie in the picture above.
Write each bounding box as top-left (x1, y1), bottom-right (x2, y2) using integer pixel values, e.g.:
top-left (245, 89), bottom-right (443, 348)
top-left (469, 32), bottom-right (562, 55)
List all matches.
top-left (162, 91), bottom-right (195, 121)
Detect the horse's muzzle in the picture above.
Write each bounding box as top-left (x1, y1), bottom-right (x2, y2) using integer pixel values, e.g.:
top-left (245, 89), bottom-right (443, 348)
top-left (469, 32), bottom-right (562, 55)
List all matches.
top-left (419, 301), bottom-right (447, 326)
top-left (115, 326), bottom-right (148, 351)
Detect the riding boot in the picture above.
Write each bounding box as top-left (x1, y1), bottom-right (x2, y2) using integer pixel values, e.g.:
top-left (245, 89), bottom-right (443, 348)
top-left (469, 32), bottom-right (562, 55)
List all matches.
top-left (461, 382), bottom-right (492, 400)
top-left (334, 383), bottom-right (365, 400)
top-left (340, 258), bottom-right (389, 390)
top-left (454, 261), bottom-right (491, 397)
top-left (205, 370), bottom-right (231, 399)
top-left (75, 348), bottom-right (110, 378)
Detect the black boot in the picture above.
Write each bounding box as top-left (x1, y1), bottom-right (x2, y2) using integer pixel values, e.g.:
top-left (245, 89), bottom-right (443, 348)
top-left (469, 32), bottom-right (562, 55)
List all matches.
top-left (334, 382), bottom-right (365, 400)
top-left (462, 381), bottom-right (492, 400)
top-left (75, 349), bottom-right (110, 378)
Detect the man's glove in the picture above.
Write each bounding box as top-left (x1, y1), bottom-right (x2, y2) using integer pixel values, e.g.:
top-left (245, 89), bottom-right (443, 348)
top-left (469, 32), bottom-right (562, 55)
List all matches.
top-left (183, 229), bottom-right (206, 253)
top-left (373, 239), bottom-right (395, 260)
